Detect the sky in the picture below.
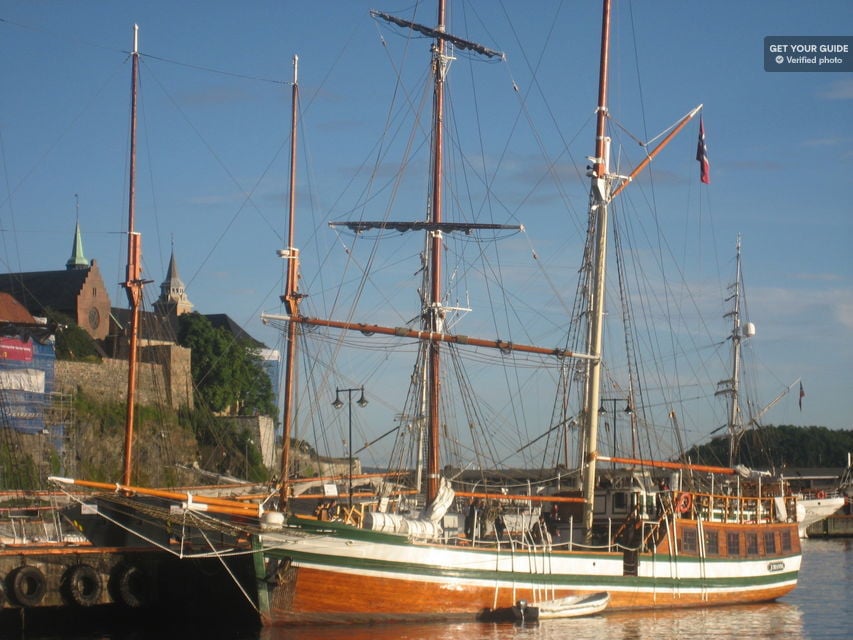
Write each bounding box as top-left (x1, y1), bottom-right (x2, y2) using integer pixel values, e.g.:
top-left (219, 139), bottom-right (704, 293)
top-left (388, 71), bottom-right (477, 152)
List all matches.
top-left (1, 2), bottom-right (851, 467)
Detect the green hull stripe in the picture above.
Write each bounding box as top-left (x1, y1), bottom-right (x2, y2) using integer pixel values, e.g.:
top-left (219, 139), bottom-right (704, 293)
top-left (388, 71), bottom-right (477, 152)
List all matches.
top-left (265, 532), bottom-right (799, 591)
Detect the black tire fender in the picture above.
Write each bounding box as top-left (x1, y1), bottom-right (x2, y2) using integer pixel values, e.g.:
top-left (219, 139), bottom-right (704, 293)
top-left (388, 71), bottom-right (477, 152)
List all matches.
top-left (110, 564), bottom-right (149, 608)
top-left (8, 565), bottom-right (47, 607)
top-left (63, 564), bottom-right (103, 607)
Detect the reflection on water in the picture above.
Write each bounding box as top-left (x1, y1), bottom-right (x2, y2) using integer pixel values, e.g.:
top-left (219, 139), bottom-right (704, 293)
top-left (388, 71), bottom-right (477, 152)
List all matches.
top-left (257, 603), bottom-right (805, 640)
top-left (784, 538), bottom-right (852, 639)
top-left (556, 604), bottom-right (803, 640)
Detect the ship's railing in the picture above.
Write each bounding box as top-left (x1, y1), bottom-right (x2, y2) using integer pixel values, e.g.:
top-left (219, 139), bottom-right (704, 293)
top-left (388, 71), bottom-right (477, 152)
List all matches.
top-left (798, 488), bottom-right (844, 500)
top-left (599, 490), bottom-right (801, 553)
top-left (689, 491), bottom-right (797, 524)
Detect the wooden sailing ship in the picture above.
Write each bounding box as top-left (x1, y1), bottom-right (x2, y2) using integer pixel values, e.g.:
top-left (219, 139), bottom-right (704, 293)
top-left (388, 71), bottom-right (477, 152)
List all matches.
top-left (36, 26), bottom-right (259, 624)
top-left (53, 0), bottom-right (802, 625)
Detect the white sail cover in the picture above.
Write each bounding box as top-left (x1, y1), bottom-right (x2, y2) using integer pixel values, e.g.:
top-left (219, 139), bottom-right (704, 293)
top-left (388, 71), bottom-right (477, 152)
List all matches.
top-left (773, 496), bottom-right (788, 522)
top-left (363, 478), bottom-right (455, 539)
top-left (420, 478), bottom-right (455, 522)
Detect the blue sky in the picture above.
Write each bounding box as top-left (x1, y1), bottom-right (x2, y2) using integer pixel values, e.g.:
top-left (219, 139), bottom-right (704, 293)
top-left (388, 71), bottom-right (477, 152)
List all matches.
top-left (1, 2), bottom-right (851, 465)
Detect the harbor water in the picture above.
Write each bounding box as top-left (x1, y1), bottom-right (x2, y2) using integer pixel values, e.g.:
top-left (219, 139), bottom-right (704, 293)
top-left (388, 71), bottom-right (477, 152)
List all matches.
top-left (4, 538), bottom-right (849, 640)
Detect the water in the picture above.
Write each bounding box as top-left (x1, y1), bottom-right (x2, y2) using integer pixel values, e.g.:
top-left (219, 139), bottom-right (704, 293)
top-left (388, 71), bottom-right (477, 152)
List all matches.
top-left (3, 539), bottom-right (849, 640)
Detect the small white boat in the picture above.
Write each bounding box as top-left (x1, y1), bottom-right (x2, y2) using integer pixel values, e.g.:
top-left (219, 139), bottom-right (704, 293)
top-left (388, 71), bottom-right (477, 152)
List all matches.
top-left (796, 491), bottom-right (846, 538)
top-left (513, 592), bottom-right (610, 621)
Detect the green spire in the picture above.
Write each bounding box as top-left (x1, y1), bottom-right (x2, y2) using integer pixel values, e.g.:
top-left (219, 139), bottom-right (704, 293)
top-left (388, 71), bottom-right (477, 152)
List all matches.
top-left (66, 219), bottom-right (88, 270)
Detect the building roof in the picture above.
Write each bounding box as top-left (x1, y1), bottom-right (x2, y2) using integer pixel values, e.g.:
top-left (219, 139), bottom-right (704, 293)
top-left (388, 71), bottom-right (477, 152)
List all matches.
top-left (110, 307), bottom-right (179, 343)
top-left (0, 292), bottom-right (56, 343)
top-left (0, 291), bottom-right (37, 324)
top-left (0, 269), bottom-right (91, 315)
top-left (204, 313), bottom-right (264, 348)
top-left (783, 467), bottom-right (845, 480)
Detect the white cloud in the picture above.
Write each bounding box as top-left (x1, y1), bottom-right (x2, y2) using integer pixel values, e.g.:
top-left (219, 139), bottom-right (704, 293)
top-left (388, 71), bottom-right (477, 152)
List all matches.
top-left (749, 284), bottom-right (853, 338)
top-left (802, 137), bottom-right (844, 147)
top-left (836, 297), bottom-right (853, 331)
top-left (818, 78), bottom-right (853, 100)
top-left (792, 272), bottom-right (843, 282)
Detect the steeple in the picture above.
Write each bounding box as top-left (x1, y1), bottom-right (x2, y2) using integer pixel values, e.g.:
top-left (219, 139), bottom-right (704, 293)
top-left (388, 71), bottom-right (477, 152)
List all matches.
top-left (154, 243), bottom-right (193, 316)
top-left (66, 206), bottom-right (89, 270)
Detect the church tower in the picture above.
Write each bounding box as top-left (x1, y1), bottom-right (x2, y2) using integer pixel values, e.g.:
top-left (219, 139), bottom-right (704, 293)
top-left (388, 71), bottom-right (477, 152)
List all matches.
top-left (154, 246), bottom-right (194, 317)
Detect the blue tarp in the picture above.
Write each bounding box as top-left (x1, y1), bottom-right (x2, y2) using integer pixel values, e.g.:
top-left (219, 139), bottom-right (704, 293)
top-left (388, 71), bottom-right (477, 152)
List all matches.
top-left (0, 339), bottom-right (55, 433)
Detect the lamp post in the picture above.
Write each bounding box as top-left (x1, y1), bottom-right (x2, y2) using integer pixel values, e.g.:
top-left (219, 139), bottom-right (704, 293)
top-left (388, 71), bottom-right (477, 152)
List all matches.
top-left (598, 397), bottom-right (633, 463)
top-left (332, 386), bottom-right (368, 507)
top-left (245, 437), bottom-right (254, 480)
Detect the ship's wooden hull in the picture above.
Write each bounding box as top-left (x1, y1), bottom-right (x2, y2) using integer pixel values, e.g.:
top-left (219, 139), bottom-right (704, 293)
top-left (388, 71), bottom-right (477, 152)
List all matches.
top-left (255, 518), bottom-right (801, 625)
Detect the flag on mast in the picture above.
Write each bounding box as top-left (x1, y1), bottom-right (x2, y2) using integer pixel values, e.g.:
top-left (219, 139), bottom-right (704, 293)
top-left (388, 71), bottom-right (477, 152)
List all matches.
top-left (798, 381), bottom-right (805, 411)
top-left (696, 116), bottom-right (710, 184)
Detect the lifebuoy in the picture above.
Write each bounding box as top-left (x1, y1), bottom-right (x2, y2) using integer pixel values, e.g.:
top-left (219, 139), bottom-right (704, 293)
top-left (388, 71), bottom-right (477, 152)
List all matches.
top-left (63, 564), bottom-right (102, 607)
top-left (816, 490), bottom-right (827, 499)
top-left (8, 565), bottom-right (47, 607)
top-left (110, 565), bottom-right (149, 608)
top-left (675, 492), bottom-right (693, 514)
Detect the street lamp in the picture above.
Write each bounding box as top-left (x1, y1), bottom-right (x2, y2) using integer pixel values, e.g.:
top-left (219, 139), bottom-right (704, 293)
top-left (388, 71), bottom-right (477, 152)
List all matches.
top-left (245, 438), bottom-right (254, 480)
top-left (332, 386), bottom-right (368, 507)
top-left (599, 398), bottom-right (633, 463)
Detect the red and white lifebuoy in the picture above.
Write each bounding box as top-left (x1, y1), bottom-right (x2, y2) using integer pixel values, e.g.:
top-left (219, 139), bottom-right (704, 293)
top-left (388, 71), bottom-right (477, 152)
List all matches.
top-left (816, 490), bottom-right (827, 500)
top-left (675, 492), bottom-right (693, 514)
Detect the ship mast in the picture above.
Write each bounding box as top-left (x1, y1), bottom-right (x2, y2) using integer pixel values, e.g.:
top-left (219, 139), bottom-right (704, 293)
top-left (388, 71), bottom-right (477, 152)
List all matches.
top-left (366, 4), bottom-right (505, 505)
top-left (423, 0), bottom-right (448, 505)
top-left (716, 235), bottom-right (749, 466)
top-left (580, 0), bottom-right (613, 541)
top-left (579, 0), bottom-right (703, 538)
top-left (278, 56), bottom-right (301, 508)
top-left (121, 25), bottom-right (143, 486)
top-left (265, 16), bottom-right (494, 504)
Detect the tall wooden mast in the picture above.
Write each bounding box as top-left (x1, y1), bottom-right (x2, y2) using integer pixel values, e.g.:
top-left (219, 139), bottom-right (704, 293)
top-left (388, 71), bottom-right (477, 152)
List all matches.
top-left (121, 25), bottom-right (142, 487)
top-left (424, 0), bottom-right (448, 505)
top-left (278, 56), bottom-right (301, 508)
top-left (578, 0), bottom-right (702, 539)
top-left (322, 7), bottom-right (504, 505)
top-left (580, 0), bottom-right (612, 541)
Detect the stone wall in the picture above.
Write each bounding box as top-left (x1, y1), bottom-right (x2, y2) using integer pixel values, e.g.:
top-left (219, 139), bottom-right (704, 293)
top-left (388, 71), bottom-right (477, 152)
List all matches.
top-left (55, 343), bottom-right (192, 409)
top-left (216, 415), bottom-right (276, 469)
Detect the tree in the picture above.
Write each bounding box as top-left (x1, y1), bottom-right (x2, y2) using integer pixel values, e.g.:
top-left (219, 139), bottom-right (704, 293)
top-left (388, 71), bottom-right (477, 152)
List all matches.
top-left (47, 309), bottom-right (101, 362)
top-left (176, 313), bottom-right (276, 417)
top-left (685, 425), bottom-right (853, 469)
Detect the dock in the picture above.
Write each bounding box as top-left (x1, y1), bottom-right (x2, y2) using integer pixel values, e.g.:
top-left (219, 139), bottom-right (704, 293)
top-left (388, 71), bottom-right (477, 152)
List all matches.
top-left (0, 544), bottom-right (259, 633)
top-left (806, 512), bottom-right (853, 538)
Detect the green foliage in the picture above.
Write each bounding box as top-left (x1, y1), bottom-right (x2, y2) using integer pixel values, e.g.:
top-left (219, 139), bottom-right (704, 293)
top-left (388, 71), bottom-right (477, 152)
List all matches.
top-left (74, 391), bottom-right (124, 437)
top-left (72, 391), bottom-right (126, 482)
top-left (46, 447), bottom-right (62, 476)
top-left (0, 442), bottom-right (40, 490)
top-left (176, 313), bottom-right (276, 417)
top-left (178, 405), bottom-right (265, 480)
top-left (72, 391), bottom-right (204, 486)
top-left (47, 309), bottom-right (101, 362)
top-left (685, 425), bottom-right (853, 469)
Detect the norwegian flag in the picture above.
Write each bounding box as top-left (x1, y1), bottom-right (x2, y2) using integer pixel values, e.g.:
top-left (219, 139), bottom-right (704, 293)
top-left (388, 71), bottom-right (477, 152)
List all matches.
top-left (696, 116), bottom-right (710, 184)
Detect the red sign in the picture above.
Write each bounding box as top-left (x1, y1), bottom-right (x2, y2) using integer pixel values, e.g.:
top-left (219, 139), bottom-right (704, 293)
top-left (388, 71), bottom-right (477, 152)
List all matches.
top-left (0, 337), bottom-right (33, 361)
